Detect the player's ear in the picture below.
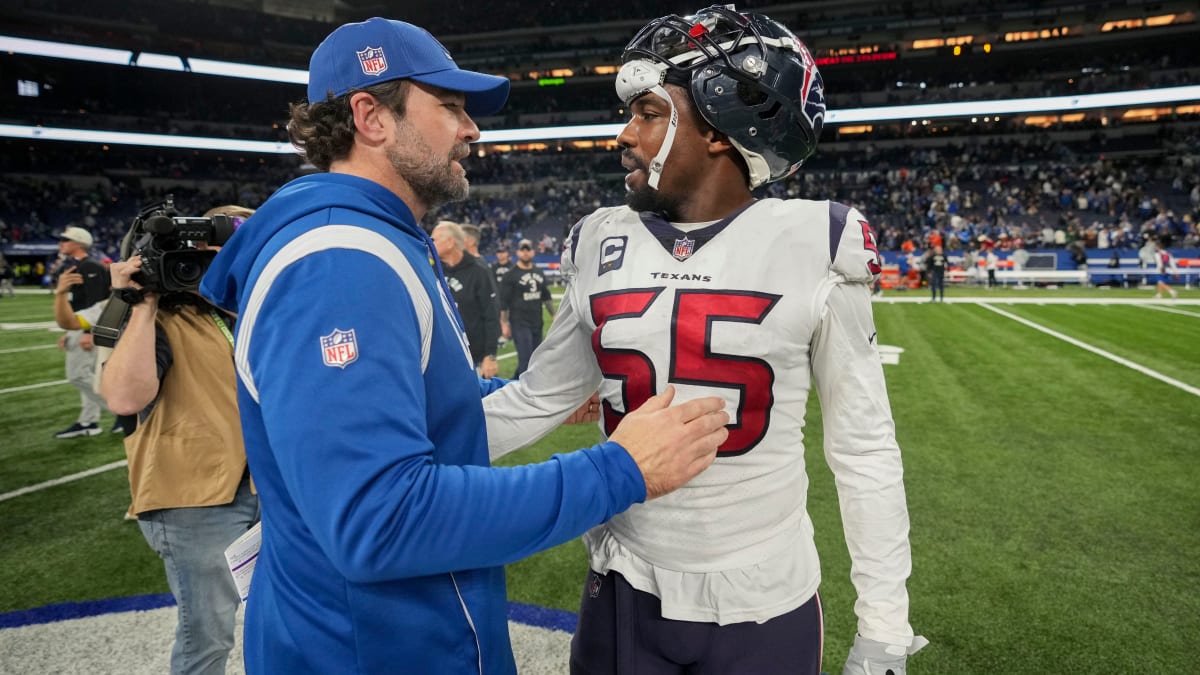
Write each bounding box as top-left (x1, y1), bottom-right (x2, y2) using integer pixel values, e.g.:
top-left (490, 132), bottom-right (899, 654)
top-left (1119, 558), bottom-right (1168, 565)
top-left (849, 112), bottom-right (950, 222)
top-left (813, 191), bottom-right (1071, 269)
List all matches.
top-left (705, 129), bottom-right (735, 156)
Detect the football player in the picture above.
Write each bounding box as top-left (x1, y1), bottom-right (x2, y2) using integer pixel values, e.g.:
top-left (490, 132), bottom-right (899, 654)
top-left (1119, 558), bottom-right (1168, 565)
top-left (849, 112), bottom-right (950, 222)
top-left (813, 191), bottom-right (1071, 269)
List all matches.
top-left (484, 6), bottom-right (926, 674)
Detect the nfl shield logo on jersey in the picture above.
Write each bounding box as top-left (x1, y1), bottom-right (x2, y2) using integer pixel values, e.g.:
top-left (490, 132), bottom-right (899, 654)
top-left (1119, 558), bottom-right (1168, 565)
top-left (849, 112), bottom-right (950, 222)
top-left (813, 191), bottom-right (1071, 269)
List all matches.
top-left (671, 236), bottom-right (695, 261)
top-left (356, 46), bottom-right (388, 76)
top-left (320, 328), bottom-right (359, 369)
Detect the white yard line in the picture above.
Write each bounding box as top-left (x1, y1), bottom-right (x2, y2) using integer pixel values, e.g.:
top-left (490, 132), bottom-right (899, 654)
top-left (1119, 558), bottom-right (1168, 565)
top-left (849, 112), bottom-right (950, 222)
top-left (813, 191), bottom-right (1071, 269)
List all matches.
top-left (0, 321), bottom-right (61, 330)
top-left (874, 296), bottom-right (1200, 305)
top-left (978, 303), bottom-right (1200, 398)
top-left (0, 379), bottom-right (69, 395)
top-left (1140, 304), bottom-right (1200, 318)
top-left (0, 460), bottom-right (128, 503)
top-left (0, 344), bottom-right (58, 354)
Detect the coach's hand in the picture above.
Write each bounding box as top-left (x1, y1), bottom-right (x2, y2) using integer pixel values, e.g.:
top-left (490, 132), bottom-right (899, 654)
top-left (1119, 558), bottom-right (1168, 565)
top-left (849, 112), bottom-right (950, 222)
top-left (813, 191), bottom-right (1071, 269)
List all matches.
top-left (609, 385), bottom-right (728, 500)
top-left (843, 635), bottom-right (928, 675)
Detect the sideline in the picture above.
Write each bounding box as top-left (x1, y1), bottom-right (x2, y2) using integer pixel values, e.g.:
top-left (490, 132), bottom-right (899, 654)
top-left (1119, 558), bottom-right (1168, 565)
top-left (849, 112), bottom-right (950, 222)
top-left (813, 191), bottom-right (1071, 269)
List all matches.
top-left (978, 303), bottom-right (1200, 398)
top-left (0, 460), bottom-right (128, 504)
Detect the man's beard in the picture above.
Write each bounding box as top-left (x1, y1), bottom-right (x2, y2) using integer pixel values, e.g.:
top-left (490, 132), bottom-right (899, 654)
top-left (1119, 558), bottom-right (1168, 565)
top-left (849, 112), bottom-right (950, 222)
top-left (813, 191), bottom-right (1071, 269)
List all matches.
top-left (623, 152), bottom-right (682, 220)
top-left (626, 184), bottom-right (683, 221)
top-left (388, 125), bottom-right (469, 210)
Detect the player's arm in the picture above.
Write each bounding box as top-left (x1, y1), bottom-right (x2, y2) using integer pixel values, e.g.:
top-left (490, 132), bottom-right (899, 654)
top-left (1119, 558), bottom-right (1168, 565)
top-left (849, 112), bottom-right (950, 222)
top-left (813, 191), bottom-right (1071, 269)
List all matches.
top-left (811, 282), bottom-right (914, 647)
top-left (815, 204), bottom-right (918, 649)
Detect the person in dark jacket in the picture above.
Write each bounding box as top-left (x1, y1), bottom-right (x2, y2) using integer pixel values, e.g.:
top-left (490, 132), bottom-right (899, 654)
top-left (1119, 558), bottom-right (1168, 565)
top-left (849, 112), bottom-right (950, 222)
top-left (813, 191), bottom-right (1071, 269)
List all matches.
top-left (926, 245), bottom-right (947, 302)
top-left (499, 239), bottom-right (553, 377)
top-left (433, 220), bottom-right (500, 377)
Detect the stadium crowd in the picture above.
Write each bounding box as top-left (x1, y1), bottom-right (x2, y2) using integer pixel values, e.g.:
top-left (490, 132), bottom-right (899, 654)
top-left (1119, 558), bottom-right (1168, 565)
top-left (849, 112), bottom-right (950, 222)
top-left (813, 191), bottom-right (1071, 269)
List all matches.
top-left (2, 132), bottom-right (1196, 283)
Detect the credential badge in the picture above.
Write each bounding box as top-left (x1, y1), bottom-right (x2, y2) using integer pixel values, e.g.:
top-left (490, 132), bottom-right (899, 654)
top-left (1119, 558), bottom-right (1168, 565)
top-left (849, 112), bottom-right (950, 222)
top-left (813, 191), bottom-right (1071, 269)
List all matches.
top-left (671, 236), bottom-right (695, 261)
top-left (321, 328), bottom-right (359, 369)
top-left (357, 46), bottom-right (388, 76)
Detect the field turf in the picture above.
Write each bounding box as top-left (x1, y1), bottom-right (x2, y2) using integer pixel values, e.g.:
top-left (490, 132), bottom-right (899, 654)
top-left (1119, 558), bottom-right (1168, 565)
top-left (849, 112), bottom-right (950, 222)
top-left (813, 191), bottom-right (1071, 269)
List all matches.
top-left (2, 284), bottom-right (1197, 673)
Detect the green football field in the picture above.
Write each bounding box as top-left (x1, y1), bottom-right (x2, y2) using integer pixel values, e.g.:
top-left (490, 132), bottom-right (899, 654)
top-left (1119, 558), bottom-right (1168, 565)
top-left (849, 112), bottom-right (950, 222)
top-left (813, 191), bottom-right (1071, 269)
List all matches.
top-left (1, 284), bottom-right (1198, 673)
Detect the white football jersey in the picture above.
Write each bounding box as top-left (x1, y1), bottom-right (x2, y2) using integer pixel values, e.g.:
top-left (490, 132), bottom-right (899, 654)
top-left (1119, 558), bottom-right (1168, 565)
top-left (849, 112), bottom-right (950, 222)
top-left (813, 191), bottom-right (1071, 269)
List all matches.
top-left (484, 198), bottom-right (913, 645)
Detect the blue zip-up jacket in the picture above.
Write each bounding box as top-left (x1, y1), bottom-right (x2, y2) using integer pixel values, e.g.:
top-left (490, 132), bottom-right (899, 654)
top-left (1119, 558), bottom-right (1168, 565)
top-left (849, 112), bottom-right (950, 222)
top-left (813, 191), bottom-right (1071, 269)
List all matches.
top-left (199, 173), bottom-right (645, 674)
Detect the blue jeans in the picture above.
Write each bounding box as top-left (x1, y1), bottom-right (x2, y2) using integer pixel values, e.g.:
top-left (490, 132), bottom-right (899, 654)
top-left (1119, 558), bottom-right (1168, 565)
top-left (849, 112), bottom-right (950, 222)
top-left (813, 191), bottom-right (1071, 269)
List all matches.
top-left (511, 320), bottom-right (543, 378)
top-left (139, 476), bottom-right (260, 675)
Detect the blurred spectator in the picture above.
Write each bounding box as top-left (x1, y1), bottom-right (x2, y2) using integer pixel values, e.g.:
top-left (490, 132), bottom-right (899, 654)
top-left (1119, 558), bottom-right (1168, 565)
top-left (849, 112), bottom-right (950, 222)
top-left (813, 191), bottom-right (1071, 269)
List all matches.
top-left (499, 239), bottom-right (553, 377)
top-left (50, 226), bottom-right (113, 438)
top-left (433, 221), bottom-right (501, 378)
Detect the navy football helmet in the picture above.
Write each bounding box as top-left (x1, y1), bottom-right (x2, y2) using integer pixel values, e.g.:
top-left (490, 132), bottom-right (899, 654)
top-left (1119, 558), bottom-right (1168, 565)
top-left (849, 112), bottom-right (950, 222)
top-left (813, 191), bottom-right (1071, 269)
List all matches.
top-left (618, 5), bottom-right (825, 188)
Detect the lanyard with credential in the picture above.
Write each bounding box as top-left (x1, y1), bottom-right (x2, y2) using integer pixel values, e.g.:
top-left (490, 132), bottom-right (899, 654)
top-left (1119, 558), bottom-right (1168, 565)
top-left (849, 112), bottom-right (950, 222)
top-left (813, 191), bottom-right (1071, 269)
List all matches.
top-left (208, 308), bottom-right (235, 348)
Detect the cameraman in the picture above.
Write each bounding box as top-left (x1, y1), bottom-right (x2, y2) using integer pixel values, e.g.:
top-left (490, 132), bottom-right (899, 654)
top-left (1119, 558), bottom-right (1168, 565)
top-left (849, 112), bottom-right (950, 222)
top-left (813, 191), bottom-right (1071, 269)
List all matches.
top-left (100, 205), bottom-right (258, 675)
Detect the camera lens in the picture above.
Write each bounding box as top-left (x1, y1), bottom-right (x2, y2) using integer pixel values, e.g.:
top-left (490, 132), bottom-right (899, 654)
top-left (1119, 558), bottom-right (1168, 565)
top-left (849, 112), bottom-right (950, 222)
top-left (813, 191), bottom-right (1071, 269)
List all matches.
top-left (169, 257), bottom-right (205, 286)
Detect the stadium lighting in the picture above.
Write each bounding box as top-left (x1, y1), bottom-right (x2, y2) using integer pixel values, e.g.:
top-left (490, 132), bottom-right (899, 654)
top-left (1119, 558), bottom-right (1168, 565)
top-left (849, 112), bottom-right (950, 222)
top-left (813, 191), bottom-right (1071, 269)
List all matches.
top-left (823, 85), bottom-right (1200, 124)
top-left (0, 35), bottom-right (132, 65)
top-left (1, 27), bottom-right (1198, 153)
top-left (186, 58), bottom-right (309, 84)
top-left (0, 124), bottom-right (297, 154)
top-left (134, 52), bottom-right (185, 72)
top-left (2, 84), bottom-right (1198, 152)
top-left (2, 79), bottom-right (1196, 155)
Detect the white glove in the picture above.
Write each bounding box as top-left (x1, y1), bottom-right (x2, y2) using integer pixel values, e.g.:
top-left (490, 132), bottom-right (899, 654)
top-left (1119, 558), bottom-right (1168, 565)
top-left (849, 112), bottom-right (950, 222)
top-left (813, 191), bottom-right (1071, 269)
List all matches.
top-left (842, 635), bottom-right (928, 675)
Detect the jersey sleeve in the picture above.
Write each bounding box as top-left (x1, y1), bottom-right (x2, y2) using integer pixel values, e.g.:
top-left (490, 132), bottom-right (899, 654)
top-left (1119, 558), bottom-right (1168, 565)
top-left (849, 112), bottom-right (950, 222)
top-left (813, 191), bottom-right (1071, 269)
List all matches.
top-left (560, 216), bottom-right (586, 286)
top-left (810, 282), bottom-right (915, 647)
top-left (829, 202), bottom-right (884, 285)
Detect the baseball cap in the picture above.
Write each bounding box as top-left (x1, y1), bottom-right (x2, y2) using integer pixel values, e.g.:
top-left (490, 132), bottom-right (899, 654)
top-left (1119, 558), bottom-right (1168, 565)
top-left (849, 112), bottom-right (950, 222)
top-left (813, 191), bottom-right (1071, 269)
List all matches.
top-left (307, 17), bottom-right (510, 116)
top-left (59, 226), bottom-right (93, 248)
top-left (517, 239), bottom-right (534, 250)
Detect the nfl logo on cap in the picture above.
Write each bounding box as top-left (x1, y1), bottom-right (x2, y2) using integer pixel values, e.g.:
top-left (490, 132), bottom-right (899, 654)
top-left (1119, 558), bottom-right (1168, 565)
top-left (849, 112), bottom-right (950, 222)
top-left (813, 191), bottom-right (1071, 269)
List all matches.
top-left (321, 328), bottom-right (360, 368)
top-left (356, 46), bottom-right (388, 76)
top-left (671, 236), bottom-right (695, 261)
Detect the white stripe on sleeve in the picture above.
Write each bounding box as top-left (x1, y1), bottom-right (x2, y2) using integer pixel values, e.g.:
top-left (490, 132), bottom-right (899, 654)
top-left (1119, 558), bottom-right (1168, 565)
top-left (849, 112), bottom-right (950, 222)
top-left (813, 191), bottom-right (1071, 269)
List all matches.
top-left (235, 225), bottom-right (433, 402)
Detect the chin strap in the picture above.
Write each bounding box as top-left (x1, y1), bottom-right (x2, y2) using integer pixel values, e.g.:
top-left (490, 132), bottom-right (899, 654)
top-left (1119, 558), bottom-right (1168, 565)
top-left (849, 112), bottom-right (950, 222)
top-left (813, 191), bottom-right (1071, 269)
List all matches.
top-left (615, 59), bottom-right (680, 191)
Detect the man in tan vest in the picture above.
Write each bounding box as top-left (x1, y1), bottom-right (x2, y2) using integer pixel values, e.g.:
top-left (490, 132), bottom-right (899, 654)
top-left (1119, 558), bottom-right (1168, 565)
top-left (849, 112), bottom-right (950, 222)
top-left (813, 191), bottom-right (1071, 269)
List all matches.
top-left (100, 205), bottom-right (259, 675)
